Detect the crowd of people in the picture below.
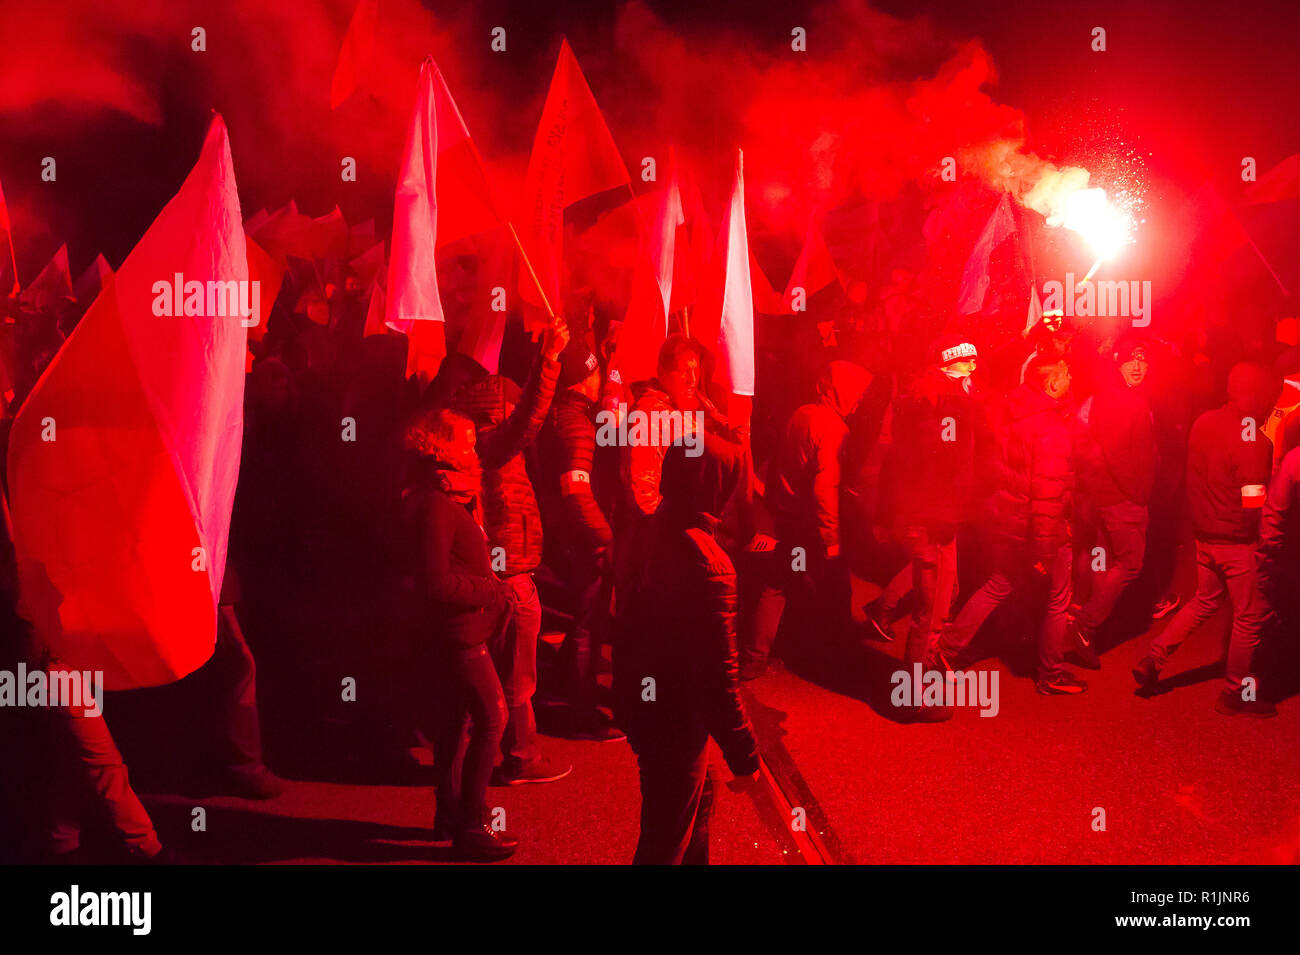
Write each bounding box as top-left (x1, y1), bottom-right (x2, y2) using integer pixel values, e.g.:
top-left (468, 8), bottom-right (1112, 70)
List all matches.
top-left (2, 239), bottom-right (1299, 866)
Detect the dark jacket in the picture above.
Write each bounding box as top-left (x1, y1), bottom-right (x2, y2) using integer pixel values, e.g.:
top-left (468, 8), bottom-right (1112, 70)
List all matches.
top-left (879, 366), bottom-right (980, 531)
top-left (537, 388), bottom-right (614, 556)
top-left (1258, 446), bottom-right (1300, 601)
top-left (405, 474), bottom-right (509, 649)
top-left (454, 356), bottom-right (560, 575)
top-left (765, 363), bottom-right (870, 553)
top-left (989, 384), bottom-right (1074, 565)
top-left (1076, 369), bottom-right (1157, 506)
top-left (614, 510), bottom-right (759, 776)
top-left (1184, 405), bottom-right (1273, 544)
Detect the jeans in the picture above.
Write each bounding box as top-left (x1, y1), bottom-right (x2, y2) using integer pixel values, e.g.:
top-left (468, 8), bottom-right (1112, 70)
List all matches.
top-left (432, 643), bottom-right (508, 833)
top-left (1146, 540), bottom-right (1267, 694)
top-left (743, 530), bottom-right (843, 667)
top-left (492, 573), bottom-right (541, 768)
top-left (45, 664), bottom-right (161, 857)
top-left (1074, 499), bottom-right (1149, 637)
top-left (630, 727), bottom-right (714, 865)
top-left (894, 525), bottom-right (960, 668)
top-left (558, 548), bottom-right (612, 714)
top-left (937, 543), bottom-right (1073, 680)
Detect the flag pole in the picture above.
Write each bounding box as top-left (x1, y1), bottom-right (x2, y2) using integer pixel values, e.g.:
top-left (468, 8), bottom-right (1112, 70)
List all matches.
top-left (462, 137), bottom-right (558, 321)
top-left (1243, 229), bottom-right (1290, 296)
top-left (6, 231), bottom-right (18, 297)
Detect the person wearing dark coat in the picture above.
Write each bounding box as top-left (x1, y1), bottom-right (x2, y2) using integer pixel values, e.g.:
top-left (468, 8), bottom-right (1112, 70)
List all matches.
top-left (875, 334), bottom-right (981, 678)
top-left (1069, 336), bottom-right (1158, 667)
top-left (747, 360), bottom-right (870, 675)
top-left (404, 407), bottom-right (517, 860)
top-left (536, 341), bottom-right (624, 741)
top-left (1134, 362), bottom-right (1278, 716)
top-left (930, 356), bottom-right (1089, 696)
top-left (452, 316), bottom-right (573, 785)
top-left (614, 435), bottom-right (761, 864)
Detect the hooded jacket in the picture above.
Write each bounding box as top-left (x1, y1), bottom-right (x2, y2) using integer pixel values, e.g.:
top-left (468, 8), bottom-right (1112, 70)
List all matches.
top-left (1184, 365), bottom-right (1276, 544)
top-left (614, 439), bottom-right (759, 776)
top-left (765, 361), bottom-right (871, 553)
top-left (403, 459), bottom-right (510, 649)
top-left (988, 383), bottom-right (1074, 565)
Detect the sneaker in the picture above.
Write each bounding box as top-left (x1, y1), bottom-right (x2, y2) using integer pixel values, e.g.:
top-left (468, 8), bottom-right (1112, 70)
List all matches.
top-left (1214, 690), bottom-right (1278, 718)
top-left (1066, 623), bottom-right (1102, 670)
top-left (1151, 593), bottom-right (1181, 620)
top-left (491, 756), bottom-right (573, 786)
top-left (739, 659), bottom-right (768, 681)
top-left (454, 823), bottom-right (519, 862)
top-left (1036, 671), bottom-right (1089, 695)
top-left (1132, 656), bottom-right (1160, 691)
top-left (570, 711), bottom-right (627, 743)
top-left (862, 600), bottom-right (894, 642)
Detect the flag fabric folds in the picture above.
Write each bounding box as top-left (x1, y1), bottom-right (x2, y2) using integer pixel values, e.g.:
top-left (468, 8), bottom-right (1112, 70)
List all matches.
top-left (698, 151), bottom-right (756, 397)
top-left (6, 115), bottom-right (249, 690)
top-left (613, 169), bottom-right (683, 383)
top-left (783, 214), bottom-right (839, 311)
top-left (330, 0), bottom-right (380, 109)
top-left (20, 244), bottom-right (74, 311)
top-left (519, 38), bottom-right (630, 310)
top-left (386, 56), bottom-right (500, 388)
top-left (957, 192), bottom-right (1017, 315)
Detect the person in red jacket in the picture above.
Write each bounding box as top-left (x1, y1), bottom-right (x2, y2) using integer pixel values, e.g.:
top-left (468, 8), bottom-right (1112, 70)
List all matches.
top-left (614, 435), bottom-right (761, 864)
top-left (1133, 362), bottom-right (1278, 716)
top-left (929, 356), bottom-right (1089, 697)
top-left (404, 407), bottom-right (518, 860)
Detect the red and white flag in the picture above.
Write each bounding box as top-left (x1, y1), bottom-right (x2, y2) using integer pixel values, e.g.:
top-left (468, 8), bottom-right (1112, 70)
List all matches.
top-left (7, 115), bottom-right (249, 689)
top-left (387, 57), bottom-right (501, 381)
top-left (699, 151), bottom-right (756, 397)
top-left (519, 38), bottom-right (629, 310)
top-left (614, 168), bottom-right (684, 383)
top-left (957, 192), bottom-right (1016, 315)
top-left (783, 214), bottom-right (839, 311)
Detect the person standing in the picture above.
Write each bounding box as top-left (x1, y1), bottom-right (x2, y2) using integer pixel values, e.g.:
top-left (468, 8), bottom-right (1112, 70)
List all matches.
top-left (930, 357), bottom-right (1088, 697)
top-left (1133, 362), bottom-right (1278, 717)
top-left (405, 408), bottom-right (518, 860)
top-left (453, 315), bottom-right (574, 786)
top-left (748, 361), bottom-right (870, 676)
top-left (1069, 336), bottom-right (1158, 668)
top-left (537, 341), bottom-right (624, 741)
top-left (614, 438), bottom-right (760, 864)
top-left (874, 335), bottom-right (980, 674)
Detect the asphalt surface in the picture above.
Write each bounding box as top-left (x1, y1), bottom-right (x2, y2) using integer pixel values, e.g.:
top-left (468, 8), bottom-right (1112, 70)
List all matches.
top-left (131, 568), bottom-right (1300, 865)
